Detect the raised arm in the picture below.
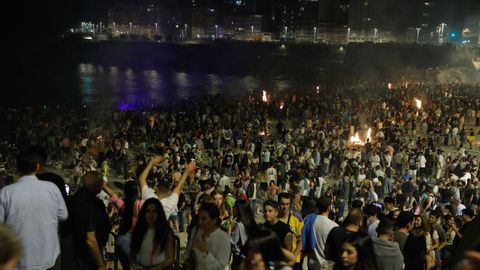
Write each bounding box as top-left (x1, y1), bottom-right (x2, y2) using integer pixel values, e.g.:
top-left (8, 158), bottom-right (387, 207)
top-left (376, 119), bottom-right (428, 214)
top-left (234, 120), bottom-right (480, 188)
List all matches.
top-left (102, 182), bottom-right (124, 211)
top-left (172, 161), bottom-right (196, 196)
top-left (139, 156), bottom-right (164, 190)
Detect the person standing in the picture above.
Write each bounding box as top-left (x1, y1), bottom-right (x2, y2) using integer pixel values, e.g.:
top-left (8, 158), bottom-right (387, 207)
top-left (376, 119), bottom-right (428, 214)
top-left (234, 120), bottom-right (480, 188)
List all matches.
top-left (184, 202), bottom-right (231, 270)
top-left (70, 171), bottom-right (111, 270)
top-left (129, 198), bottom-right (175, 270)
top-left (277, 193), bottom-right (303, 269)
top-left (306, 196), bottom-right (338, 270)
top-left (325, 208), bottom-right (363, 264)
top-left (403, 215), bottom-right (429, 270)
top-left (0, 147), bottom-right (68, 270)
top-left (139, 155), bottom-right (195, 219)
top-left (372, 219), bottom-right (404, 270)
top-left (263, 200), bottom-right (293, 251)
top-left (365, 204), bottom-right (380, 238)
top-left (393, 211), bottom-right (414, 252)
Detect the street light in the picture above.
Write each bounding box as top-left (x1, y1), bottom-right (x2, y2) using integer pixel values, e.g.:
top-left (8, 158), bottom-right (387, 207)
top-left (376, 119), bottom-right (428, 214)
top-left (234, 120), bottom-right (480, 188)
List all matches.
top-left (129, 22), bottom-right (133, 34)
top-left (154, 22), bottom-right (158, 33)
top-left (185, 24), bottom-right (188, 39)
top-left (373, 28), bottom-right (378, 41)
top-left (314, 27), bottom-right (317, 43)
top-left (347, 27), bottom-right (351, 43)
top-left (112, 21), bottom-right (116, 32)
top-left (284, 26), bottom-right (288, 43)
top-left (439, 23), bottom-right (446, 44)
top-left (251, 25), bottom-right (254, 36)
top-left (416, 27), bottom-right (421, 43)
top-left (215, 24), bottom-right (218, 39)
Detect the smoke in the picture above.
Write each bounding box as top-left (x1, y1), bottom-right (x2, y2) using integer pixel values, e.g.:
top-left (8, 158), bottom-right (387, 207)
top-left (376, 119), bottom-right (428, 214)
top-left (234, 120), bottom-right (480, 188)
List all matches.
top-left (435, 68), bottom-right (469, 83)
top-left (473, 57), bottom-right (480, 71)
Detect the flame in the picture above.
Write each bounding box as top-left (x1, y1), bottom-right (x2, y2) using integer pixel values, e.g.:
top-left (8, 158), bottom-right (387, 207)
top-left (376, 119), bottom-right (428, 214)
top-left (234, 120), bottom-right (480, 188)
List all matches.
top-left (279, 101), bottom-right (284, 109)
top-left (414, 98), bottom-right (422, 109)
top-left (262, 91), bottom-right (268, 102)
top-left (367, 128), bottom-right (372, 141)
top-left (258, 131), bottom-right (266, 136)
top-left (387, 83), bottom-right (392, 90)
top-left (349, 132), bottom-right (364, 145)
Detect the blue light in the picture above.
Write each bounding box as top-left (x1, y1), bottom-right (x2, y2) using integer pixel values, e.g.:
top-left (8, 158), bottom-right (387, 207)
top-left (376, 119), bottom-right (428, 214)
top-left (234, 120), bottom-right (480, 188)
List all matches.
top-left (450, 32), bottom-right (456, 38)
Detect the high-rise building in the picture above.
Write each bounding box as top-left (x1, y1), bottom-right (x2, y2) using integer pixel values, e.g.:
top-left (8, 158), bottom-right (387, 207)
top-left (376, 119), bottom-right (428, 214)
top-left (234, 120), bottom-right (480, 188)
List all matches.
top-left (417, 0), bottom-right (466, 44)
top-left (295, 0), bottom-right (320, 41)
top-left (108, 3), bottom-right (171, 36)
top-left (463, 0), bottom-right (480, 45)
top-left (272, 0), bottom-right (299, 39)
top-left (348, 0), bottom-right (389, 41)
top-left (223, 14), bottom-right (263, 39)
top-left (223, 0), bottom-right (256, 14)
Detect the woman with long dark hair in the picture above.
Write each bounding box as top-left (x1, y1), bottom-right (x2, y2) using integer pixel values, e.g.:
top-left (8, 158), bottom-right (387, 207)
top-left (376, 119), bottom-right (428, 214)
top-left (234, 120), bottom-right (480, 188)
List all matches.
top-left (130, 198), bottom-right (174, 270)
top-left (211, 190), bottom-right (231, 231)
top-left (115, 180), bottom-right (144, 269)
top-left (240, 228), bottom-right (293, 270)
top-left (229, 199), bottom-right (257, 270)
top-left (403, 215), bottom-right (430, 270)
top-left (184, 202), bottom-right (231, 270)
top-left (337, 234), bottom-right (377, 270)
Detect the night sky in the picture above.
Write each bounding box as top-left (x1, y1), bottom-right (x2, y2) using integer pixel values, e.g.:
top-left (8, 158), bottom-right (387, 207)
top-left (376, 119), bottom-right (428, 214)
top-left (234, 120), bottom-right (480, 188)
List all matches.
top-left (15, 0), bottom-right (117, 39)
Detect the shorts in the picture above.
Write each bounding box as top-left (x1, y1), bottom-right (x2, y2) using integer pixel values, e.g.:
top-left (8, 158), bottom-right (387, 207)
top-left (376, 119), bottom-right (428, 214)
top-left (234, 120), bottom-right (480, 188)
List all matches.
top-left (169, 214), bottom-right (178, 222)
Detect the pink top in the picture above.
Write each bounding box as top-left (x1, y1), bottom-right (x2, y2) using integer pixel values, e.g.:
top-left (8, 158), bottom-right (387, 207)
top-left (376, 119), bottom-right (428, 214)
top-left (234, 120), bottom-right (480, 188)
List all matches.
top-left (132, 199), bottom-right (145, 229)
top-left (111, 194), bottom-right (125, 209)
top-left (110, 195), bottom-right (145, 230)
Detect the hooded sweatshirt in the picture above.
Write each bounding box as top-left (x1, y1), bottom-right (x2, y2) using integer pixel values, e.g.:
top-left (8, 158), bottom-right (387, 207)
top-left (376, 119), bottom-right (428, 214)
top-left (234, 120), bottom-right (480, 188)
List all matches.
top-left (372, 237), bottom-right (404, 270)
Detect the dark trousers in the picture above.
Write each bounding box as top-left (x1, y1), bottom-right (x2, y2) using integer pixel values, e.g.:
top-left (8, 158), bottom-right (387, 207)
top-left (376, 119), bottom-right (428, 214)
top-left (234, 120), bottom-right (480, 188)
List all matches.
top-left (293, 262), bottom-right (303, 270)
top-left (74, 253), bottom-right (97, 270)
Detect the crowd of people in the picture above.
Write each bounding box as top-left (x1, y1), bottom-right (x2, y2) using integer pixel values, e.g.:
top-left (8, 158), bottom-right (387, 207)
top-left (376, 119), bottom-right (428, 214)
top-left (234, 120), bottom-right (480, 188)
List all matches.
top-left (1, 81), bottom-right (480, 270)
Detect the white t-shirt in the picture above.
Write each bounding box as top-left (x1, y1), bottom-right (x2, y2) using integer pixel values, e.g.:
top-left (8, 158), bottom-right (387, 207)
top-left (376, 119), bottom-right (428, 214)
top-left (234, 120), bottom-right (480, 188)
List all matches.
top-left (266, 167), bottom-right (277, 182)
top-left (455, 204), bottom-right (466, 216)
top-left (460, 172), bottom-right (471, 185)
top-left (138, 229), bottom-right (166, 266)
top-left (452, 127), bottom-right (459, 136)
top-left (218, 176), bottom-right (231, 192)
top-left (142, 186), bottom-right (179, 219)
top-left (418, 155), bottom-right (426, 168)
top-left (262, 151), bottom-right (271, 163)
top-left (81, 138), bottom-right (88, 147)
top-left (186, 227), bottom-right (231, 270)
top-left (368, 219), bottom-right (380, 238)
top-left (308, 215), bottom-right (338, 269)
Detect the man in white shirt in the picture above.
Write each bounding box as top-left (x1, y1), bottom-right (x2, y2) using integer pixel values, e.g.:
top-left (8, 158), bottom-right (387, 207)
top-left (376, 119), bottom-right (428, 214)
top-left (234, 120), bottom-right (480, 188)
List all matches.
top-left (262, 148), bottom-right (271, 170)
top-left (217, 171), bottom-right (231, 192)
top-left (365, 204), bottom-right (380, 238)
top-left (370, 152), bottom-right (381, 168)
top-left (452, 126), bottom-right (459, 146)
top-left (266, 164), bottom-right (277, 183)
top-left (139, 155), bottom-right (195, 219)
top-left (418, 152), bottom-right (427, 178)
top-left (459, 170), bottom-right (471, 185)
top-left (307, 196), bottom-right (338, 269)
top-left (0, 148), bottom-right (68, 270)
top-left (436, 150), bottom-right (445, 179)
